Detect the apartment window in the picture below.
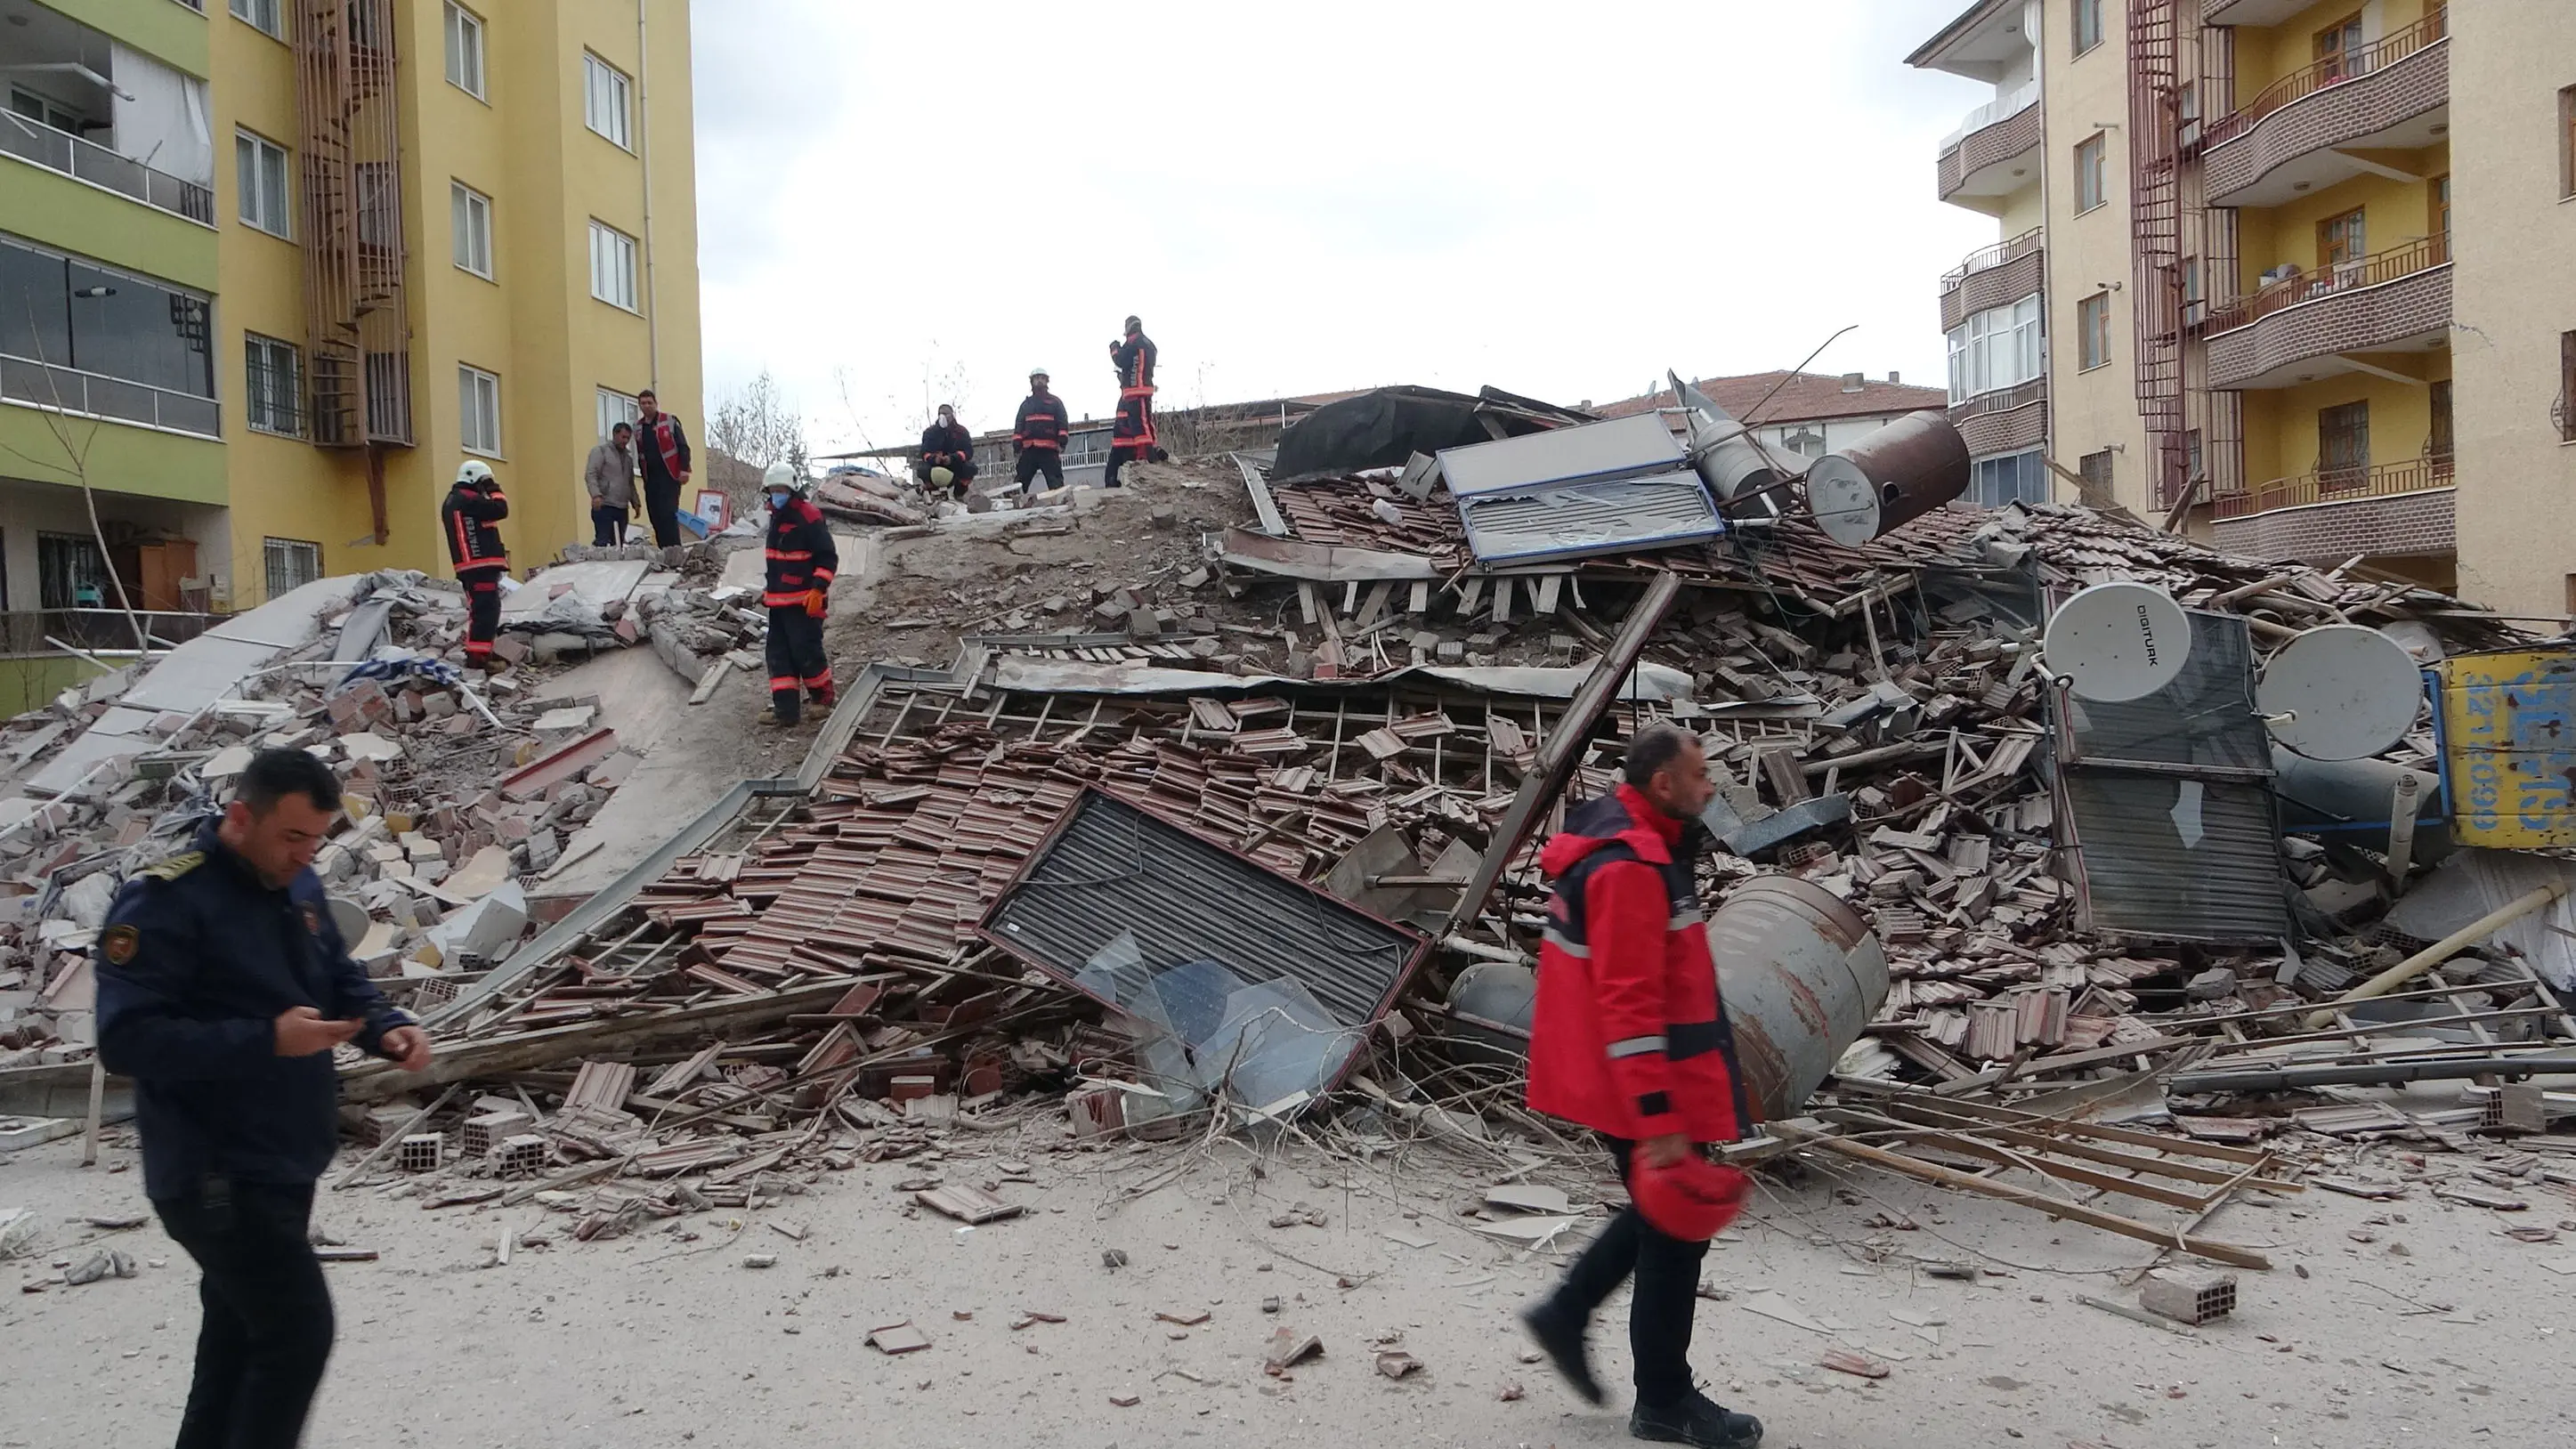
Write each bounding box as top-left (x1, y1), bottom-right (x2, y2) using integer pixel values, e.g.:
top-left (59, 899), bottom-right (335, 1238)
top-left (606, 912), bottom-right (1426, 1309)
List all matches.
top-left (2314, 13), bottom-right (2365, 84)
top-left (583, 53), bottom-right (633, 150)
top-left (451, 182), bottom-right (493, 279)
top-left (244, 334), bottom-right (301, 436)
top-left (9, 86), bottom-right (79, 133)
top-left (1946, 294), bottom-right (2045, 403)
top-left (2074, 134), bottom-right (2108, 213)
top-left (2078, 449), bottom-right (2114, 499)
top-left (2428, 378), bottom-right (2454, 474)
top-left (0, 235), bottom-right (216, 404)
top-left (2318, 401), bottom-right (2370, 486)
top-left (444, 4), bottom-right (487, 100)
top-left (263, 538), bottom-right (321, 598)
top-left (37, 532), bottom-right (109, 610)
top-left (588, 221), bottom-right (639, 311)
top-left (597, 387), bottom-right (641, 443)
top-left (229, 0), bottom-right (283, 40)
top-left (2318, 207), bottom-right (2366, 268)
top-left (2561, 87), bottom-right (2576, 199)
top-left (1969, 450), bottom-right (2047, 508)
top-left (2077, 292), bottom-right (2111, 370)
top-left (235, 130), bottom-right (291, 239)
top-left (2071, 0), bottom-right (2103, 56)
top-left (356, 162), bottom-right (398, 251)
top-left (458, 364), bottom-right (501, 456)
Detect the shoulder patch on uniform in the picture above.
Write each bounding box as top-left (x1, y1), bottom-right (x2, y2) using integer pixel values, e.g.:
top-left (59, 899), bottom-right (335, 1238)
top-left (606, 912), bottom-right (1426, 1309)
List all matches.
top-left (101, 923), bottom-right (141, 965)
top-left (139, 851), bottom-right (205, 882)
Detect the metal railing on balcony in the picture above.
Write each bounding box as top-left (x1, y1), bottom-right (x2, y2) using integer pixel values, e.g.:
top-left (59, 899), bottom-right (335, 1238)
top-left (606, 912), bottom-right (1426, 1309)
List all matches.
top-left (1940, 78), bottom-right (2042, 155)
top-left (2208, 454), bottom-right (2452, 520)
top-left (1941, 228), bottom-right (2045, 293)
top-left (2202, 6), bottom-right (2447, 150)
top-left (0, 610), bottom-right (219, 657)
top-left (0, 113), bottom-right (215, 226)
top-left (0, 354), bottom-right (222, 438)
top-left (2200, 233), bottom-right (2449, 336)
top-left (1950, 376), bottom-right (2047, 421)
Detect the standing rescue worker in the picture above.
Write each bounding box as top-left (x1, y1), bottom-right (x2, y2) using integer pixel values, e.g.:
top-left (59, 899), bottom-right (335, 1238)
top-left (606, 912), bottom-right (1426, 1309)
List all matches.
top-left (1010, 368), bottom-right (1071, 495)
top-left (441, 459), bottom-right (509, 669)
top-left (636, 387), bottom-right (693, 547)
top-left (758, 462), bottom-right (837, 725)
top-left (96, 747), bottom-right (434, 1449)
top-left (1519, 723), bottom-right (1764, 1448)
top-left (919, 403), bottom-right (977, 500)
top-left (585, 421), bottom-right (639, 546)
top-left (1104, 315), bottom-right (1157, 489)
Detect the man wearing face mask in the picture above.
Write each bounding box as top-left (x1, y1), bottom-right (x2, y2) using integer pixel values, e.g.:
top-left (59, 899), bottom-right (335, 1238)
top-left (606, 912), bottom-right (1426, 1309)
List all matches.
top-left (96, 747), bottom-right (434, 1449)
top-left (758, 462), bottom-right (838, 725)
top-left (919, 404), bottom-right (977, 501)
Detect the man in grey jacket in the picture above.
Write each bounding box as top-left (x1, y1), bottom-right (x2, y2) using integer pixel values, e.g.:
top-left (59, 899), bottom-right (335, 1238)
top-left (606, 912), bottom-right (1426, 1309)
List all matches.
top-left (586, 422), bottom-right (639, 546)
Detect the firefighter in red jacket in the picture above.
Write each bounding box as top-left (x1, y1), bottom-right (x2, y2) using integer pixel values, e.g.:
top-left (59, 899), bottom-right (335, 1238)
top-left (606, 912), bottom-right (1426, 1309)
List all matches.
top-left (441, 459), bottom-right (509, 669)
top-left (1519, 723), bottom-right (1764, 1448)
top-left (919, 403), bottom-right (977, 500)
top-left (757, 463), bottom-right (838, 725)
top-left (1011, 368), bottom-right (1071, 495)
top-left (1104, 315), bottom-right (1156, 489)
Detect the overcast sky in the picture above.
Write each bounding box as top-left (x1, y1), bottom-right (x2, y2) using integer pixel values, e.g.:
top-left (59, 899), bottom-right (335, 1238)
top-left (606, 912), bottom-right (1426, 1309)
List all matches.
top-left (689, 0), bottom-right (1999, 456)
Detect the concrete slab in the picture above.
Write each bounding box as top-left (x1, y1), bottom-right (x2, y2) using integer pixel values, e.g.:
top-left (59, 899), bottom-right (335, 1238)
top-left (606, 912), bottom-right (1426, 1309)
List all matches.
top-left (21, 731), bottom-right (151, 798)
top-left (717, 546), bottom-right (766, 595)
top-left (87, 707), bottom-right (160, 739)
top-left (207, 574), bottom-right (357, 648)
top-left (501, 561), bottom-right (651, 620)
top-left (119, 636), bottom-right (286, 712)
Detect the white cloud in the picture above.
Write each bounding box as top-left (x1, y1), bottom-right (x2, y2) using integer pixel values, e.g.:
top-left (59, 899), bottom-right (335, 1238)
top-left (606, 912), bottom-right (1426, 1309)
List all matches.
top-left (689, 0), bottom-right (2002, 453)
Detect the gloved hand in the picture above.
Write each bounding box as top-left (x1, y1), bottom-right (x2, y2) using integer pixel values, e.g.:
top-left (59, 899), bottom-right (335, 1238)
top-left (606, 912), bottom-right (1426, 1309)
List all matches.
top-left (804, 587), bottom-right (828, 619)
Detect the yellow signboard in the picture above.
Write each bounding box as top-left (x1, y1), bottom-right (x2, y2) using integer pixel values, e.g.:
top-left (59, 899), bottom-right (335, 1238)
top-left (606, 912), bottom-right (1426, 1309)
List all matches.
top-left (2439, 648), bottom-right (2576, 848)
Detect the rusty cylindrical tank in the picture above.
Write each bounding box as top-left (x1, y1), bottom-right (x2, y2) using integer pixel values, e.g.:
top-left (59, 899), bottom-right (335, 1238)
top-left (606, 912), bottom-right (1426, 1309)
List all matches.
top-left (1802, 409), bottom-right (1972, 540)
top-left (1704, 877), bottom-right (1889, 1122)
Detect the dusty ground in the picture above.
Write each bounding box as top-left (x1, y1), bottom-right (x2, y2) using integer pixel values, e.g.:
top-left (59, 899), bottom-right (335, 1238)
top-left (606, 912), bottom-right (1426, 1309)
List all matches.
top-left (5, 1097), bottom-right (2567, 1449)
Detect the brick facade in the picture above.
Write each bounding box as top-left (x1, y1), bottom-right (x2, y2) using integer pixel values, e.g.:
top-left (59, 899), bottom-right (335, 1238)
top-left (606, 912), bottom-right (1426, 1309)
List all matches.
top-left (2209, 486), bottom-right (2456, 563)
top-left (2205, 265), bottom-right (2451, 388)
top-left (1942, 247), bottom-right (2046, 334)
top-left (2205, 40), bottom-right (2449, 204)
top-left (1954, 390), bottom-right (2047, 456)
top-left (1940, 101), bottom-right (2041, 202)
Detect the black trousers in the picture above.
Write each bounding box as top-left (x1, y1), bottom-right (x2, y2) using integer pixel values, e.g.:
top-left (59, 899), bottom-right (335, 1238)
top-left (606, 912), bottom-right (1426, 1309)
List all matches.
top-left (461, 572), bottom-right (501, 662)
top-left (644, 478), bottom-right (684, 546)
top-left (155, 1180), bottom-right (335, 1449)
top-left (1546, 1137), bottom-right (1711, 1407)
top-left (589, 504), bottom-right (631, 547)
top-left (1013, 449), bottom-right (1064, 493)
top-left (927, 459), bottom-right (977, 497)
top-left (1105, 392), bottom-right (1154, 488)
top-left (766, 603), bottom-right (830, 723)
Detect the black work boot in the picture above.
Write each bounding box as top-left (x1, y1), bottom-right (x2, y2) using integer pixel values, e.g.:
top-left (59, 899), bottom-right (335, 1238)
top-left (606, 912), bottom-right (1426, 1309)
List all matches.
top-left (1631, 1389), bottom-right (1762, 1446)
top-left (1519, 1300), bottom-right (1603, 1406)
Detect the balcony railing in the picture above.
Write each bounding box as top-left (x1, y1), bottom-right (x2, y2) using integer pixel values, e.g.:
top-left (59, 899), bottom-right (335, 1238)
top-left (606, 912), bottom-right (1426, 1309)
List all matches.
top-left (2202, 233), bottom-right (2449, 335)
top-left (1941, 228), bottom-right (2045, 293)
top-left (1940, 78), bottom-right (2042, 154)
top-left (2209, 454), bottom-right (2452, 521)
top-left (1, 354), bottom-right (223, 438)
top-left (0, 113), bottom-right (215, 226)
top-left (2203, 6), bottom-right (2447, 150)
top-left (0, 610), bottom-right (220, 657)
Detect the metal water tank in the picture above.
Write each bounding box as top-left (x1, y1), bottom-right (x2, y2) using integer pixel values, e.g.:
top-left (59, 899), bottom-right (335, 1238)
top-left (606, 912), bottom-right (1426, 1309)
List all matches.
top-left (1705, 876), bottom-right (1889, 1122)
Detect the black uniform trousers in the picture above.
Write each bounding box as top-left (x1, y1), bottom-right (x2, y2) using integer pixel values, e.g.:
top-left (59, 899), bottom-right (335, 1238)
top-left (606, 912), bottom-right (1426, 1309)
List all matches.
top-left (766, 603), bottom-right (831, 724)
top-left (1543, 1137), bottom-right (1711, 1408)
top-left (156, 1179), bottom-right (335, 1449)
top-left (644, 478), bottom-right (684, 547)
top-left (1014, 448), bottom-right (1065, 493)
top-left (590, 504), bottom-right (631, 547)
top-left (461, 571), bottom-right (502, 663)
top-left (1104, 393), bottom-right (1154, 489)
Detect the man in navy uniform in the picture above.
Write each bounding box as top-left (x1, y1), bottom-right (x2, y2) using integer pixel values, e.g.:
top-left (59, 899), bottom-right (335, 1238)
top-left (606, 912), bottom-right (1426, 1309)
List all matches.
top-left (96, 748), bottom-right (433, 1449)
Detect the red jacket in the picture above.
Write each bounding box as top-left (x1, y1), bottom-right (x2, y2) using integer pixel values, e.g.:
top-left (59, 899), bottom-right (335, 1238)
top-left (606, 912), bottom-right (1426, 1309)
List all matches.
top-left (761, 498), bottom-right (838, 608)
top-left (1526, 784), bottom-right (1751, 1145)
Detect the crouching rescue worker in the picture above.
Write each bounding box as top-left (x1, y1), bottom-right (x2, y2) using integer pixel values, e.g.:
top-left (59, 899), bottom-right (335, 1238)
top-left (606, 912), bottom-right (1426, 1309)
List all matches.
top-left (95, 747), bottom-right (434, 1449)
top-left (920, 403), bottom-right (977, 500)
top-left (759, 462), bottom-right (837, 725)
top-left (441, 459), bottom-right (509, 669)
top-left (1519, 722), bottom-right (1764, 1447)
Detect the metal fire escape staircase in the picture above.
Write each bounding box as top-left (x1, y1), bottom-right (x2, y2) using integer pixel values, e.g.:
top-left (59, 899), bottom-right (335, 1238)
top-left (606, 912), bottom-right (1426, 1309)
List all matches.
top-left (2129, 0), bottom-right (2190, 513)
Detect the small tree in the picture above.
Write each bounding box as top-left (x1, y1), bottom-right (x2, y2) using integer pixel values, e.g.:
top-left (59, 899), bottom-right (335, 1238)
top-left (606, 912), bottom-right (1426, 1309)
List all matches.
top-left (706, 370), bottom-right (807, 472)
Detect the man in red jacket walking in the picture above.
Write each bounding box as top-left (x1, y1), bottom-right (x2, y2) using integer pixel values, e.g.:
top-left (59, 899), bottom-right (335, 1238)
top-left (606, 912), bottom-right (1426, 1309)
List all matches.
top-left (1520, 723), bottom-right (1763, 1448)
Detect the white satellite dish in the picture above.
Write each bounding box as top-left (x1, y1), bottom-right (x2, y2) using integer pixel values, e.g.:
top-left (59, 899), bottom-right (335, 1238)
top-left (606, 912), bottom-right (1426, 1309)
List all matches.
top-left (1802, 456), bottom-right (1882, 546)
top-left (2257, 623), bottom-right (2425, 761)
top-left (2043, 582), bottom-right (2191, 702)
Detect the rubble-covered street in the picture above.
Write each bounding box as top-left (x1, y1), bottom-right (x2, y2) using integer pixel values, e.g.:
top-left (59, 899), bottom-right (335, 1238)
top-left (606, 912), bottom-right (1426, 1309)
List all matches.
top-left (9, 422), bottom-right (2576, 1448)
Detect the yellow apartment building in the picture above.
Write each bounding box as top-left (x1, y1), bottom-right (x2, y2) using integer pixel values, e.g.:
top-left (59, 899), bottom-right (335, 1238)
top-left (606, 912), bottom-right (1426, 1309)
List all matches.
top-left (2, 0), bottom-right (701, 711)
top-left (1914, 0), bottom-right (2574, 620)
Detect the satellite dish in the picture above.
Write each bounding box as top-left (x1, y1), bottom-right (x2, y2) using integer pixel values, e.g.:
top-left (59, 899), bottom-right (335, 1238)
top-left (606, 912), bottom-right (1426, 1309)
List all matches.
top-left (1802, 456), bottom-right (1882, 546)
top-left (2257, 624), bottom-right (2425, 760)
top-left (326, 894), bottom-right (369, 949)
top-left (2043, 582), bottom-right (2191, 702)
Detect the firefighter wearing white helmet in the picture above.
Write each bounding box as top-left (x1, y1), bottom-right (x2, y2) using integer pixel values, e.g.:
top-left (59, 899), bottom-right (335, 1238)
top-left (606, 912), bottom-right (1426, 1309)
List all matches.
top-left (758, 462), bottom-right (838, 725)
top-left (920, 403), bottom-right (976, 500)
top-left (1010, 368), bottom-right (1071, 496)
top-left (441, 459), bottom-right (509, 668)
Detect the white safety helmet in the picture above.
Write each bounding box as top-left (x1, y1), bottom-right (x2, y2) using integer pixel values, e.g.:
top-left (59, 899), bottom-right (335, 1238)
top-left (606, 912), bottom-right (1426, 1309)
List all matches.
top-left (762, 462), bottom-right (799, 497)
top-left (455, 459), bottom-right (494, 488)
top-left (1029, 366), bottom-right (1049, 381)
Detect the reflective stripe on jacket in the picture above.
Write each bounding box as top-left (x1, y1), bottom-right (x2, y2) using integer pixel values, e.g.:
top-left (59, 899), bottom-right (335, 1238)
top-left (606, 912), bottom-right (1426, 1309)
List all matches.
top-left (761, 497), bottom-right (838, 608)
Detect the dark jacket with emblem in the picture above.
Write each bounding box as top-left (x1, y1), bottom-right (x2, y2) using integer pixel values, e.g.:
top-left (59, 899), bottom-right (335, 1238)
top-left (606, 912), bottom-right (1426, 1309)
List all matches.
top-left (1525, 783), bottom-right (1752, 1145)
top-left (94, 821), bottom-right (415, 1202)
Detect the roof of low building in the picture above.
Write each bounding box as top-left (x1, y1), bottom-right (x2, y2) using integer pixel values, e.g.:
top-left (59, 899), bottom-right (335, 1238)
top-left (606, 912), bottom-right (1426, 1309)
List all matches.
top-left (1592, 370), bottom-right (1951, 427)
